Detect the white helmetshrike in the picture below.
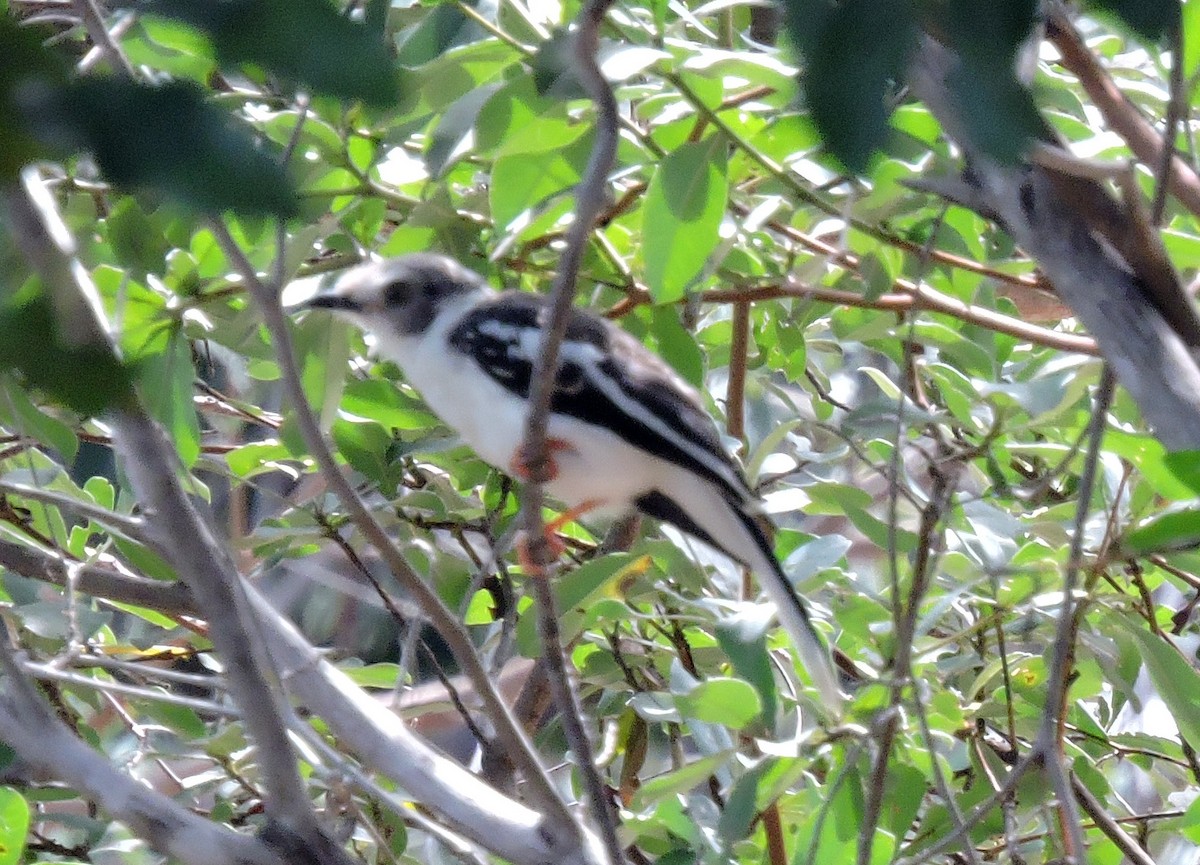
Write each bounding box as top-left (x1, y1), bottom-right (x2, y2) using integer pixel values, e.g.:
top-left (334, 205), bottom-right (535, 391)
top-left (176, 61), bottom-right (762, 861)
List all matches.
top-left (299, 252), bottom-right (843, 710)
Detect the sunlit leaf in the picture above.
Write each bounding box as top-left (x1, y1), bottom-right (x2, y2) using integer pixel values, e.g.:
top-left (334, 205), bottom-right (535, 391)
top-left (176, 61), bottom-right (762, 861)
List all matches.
top-left (642, 138), bottom-right (729, 301)
top-left (0, 787), bottom-right (29, 865)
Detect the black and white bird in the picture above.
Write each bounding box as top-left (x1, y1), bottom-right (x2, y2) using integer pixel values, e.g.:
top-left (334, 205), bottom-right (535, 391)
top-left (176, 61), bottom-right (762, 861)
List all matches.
top-left (298, 253), bottom-right (843, 710)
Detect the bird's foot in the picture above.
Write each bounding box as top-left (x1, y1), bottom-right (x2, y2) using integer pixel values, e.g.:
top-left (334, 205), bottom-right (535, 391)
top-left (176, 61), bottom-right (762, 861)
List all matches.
top-left (509, 437), bottom-right (574, 484)
top-left (516, 499), bottom-right (604, 577)
top-left (516, 532), bottom-right (563, 577)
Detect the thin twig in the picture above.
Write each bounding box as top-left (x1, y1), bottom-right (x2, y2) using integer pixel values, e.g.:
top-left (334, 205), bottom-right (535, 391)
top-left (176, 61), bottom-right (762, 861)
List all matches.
top-left (1151, 21), bottom-right (1184, 225)
top-left (726, 301), bottom-right (750, 443)
top-left (19, 659), bottom-right (236, 717)
top-left (516, 0), bottom-right (623, 861)
top-left (703, 280), bottom-right (1097, 355)
top-left (1036, 366), bottom-right (1115, 862)
top-left (71, 0), bottom-right (136, 78)
top-left (0, 479), bottom-right (148, 540)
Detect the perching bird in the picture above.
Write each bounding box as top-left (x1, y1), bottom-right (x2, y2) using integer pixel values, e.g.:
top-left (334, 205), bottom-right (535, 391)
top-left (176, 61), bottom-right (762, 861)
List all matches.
top-left (298, 253), bottom-right (843, 710)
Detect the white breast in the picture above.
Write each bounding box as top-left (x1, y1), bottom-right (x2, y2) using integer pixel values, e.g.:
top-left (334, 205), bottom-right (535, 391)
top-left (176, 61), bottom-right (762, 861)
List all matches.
top-left (367, 294), bottom-right (665, 512)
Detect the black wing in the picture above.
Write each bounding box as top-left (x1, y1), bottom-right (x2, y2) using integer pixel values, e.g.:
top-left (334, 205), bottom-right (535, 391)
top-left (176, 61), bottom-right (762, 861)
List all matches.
top-left (446, 291), bottom-right (754, 504)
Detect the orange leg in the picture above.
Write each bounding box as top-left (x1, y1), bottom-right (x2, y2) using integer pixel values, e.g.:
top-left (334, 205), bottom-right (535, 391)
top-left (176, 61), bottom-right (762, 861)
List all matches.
top-left (517, 498), bottom-right (606, 576)
top-left (509, 437), bottom-right (575, 483)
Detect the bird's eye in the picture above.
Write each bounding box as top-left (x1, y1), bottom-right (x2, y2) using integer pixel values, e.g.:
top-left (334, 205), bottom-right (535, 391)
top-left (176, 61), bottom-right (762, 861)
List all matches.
top-left (383, 280), bottom-right (411, 307)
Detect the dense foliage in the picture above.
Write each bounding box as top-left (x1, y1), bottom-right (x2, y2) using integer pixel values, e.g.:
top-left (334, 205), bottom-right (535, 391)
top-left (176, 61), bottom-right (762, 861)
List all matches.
top-left (0, 0), bottom-right (1199, 864)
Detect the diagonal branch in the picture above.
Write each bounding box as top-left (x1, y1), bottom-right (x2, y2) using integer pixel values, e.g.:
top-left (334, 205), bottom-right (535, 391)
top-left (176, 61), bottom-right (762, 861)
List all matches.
top-left (1046, 12), bottom-right (1200, 220)
top-left (909, 36), bottom-right (1200, 451)
top-left (5, 172), bottom-right (351, 865)
top-left (0, 622), bottom-right (287, 865)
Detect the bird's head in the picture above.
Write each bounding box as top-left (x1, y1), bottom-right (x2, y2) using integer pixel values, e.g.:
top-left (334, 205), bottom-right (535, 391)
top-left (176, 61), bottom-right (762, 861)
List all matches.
top-left (295, 253), bottom-right (487, 337)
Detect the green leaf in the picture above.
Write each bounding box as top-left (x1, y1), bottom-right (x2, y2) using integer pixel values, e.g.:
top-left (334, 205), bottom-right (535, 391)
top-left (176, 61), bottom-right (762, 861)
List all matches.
top-left (138, 331), bottom-right (201, 467)
top-left (0, 16), bottom-right (70, 180)
top-left (531, 29), bottom-right (589, 99)
top-left (786, 0), bottom-right (918, 173)
top-left (676, 678), bottom-right (761, 728)
top-left (147, 0), bottom-right (399, 107)
top-left (1181, 793), bottom-right (1200, 844)
top-left (341, 379), bottom-right (437, 431)
top-left (718, 757), bottom-right (811, 841)
top-left (332, 417), bottom-right (395, 487)
top-left (630, 751), bottom-right (731, 809)
top-left (1116, 617), bottom-right (1200, 747)
top-left (642, 138), bottom-right (729, 301)
top-left (1086, 0), bottom-right (1180, 42)
top-left (340, 663), bottom-right (403, 689)
top-left (0, 787), bottom-right (30, 865)
top-left (716, 608), bottom-right (776, 724)
top-left (1105, 431), bottom-right (1200, 500)
top-left (946, 62), bottom-right (1045, 165)
top-left (936, 0), bottom-right (1038, 64)
top-left (31, 78), bottom-right (297, 217)
top-left (650, 308), bottom-right (704, 389)
top-left (0, 294), bottom-right (135, 416)
top-left (0, 379), bottom-right (78, 461)
top-left (516, 555), bottom-right (643, 652)
top-left (106, 198), bottom-right (171, 277)
top-left (1121, 509), bottom-right (1200, 556)
top-left (1162, 450), bottom-right (1200, 496)
top-left (226, 440), bottom-right (295, 478)
top-left (491, 136), bottom-right (588, 229)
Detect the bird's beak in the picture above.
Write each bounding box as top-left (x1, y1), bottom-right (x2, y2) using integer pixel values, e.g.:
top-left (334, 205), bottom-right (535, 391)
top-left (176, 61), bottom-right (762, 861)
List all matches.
top-left (301, 292), bottom-right (362, 312)
top-left (282, 264), bottom-right (378, 315)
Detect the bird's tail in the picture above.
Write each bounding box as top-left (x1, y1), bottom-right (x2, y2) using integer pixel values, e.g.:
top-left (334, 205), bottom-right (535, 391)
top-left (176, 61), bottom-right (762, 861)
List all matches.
top-left (637, 484), bottom-right (844, 713)
top-left (754, 559), bottom-right (844, 714)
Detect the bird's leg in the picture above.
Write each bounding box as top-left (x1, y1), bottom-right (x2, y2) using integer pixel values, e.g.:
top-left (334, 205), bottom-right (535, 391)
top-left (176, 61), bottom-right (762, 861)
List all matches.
top-left (509, 437), bottom-right (574, 484)
top-left (516, 498), bottom-right (605, 576)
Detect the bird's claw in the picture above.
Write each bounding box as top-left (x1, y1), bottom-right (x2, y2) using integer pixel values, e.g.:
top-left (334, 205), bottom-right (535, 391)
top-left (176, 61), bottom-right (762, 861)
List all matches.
top-left (516, 531), bottom-right (565, 577)
top-left (515, 498), bottom-right (604, 576)
top-left (509, 437), bottom-right (573, 484)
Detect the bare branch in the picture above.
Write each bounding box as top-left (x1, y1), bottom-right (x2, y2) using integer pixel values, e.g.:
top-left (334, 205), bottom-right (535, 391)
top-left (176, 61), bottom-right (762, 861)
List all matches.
top-left (243, 584), bottom-right (606, 865)
top-left (705, 279), bottom-right (1099, 355)
top-left (515, 0), bottom-right (623, 861)
top-left (0, 479), bottom-right (149, 541)
top-left (1071, 774), bottom-right (1156, 865)
top-left (0, 625), bottom-right (287, 865)
top-left (71, 0), bottom-right (135, 77)
top-left (1046, 12), bottom-right (1200, 220)
top-left (910, 36), bottom-right (1200, 450)
top-left (1035, 366), bottom-right (1115, 860)
top-left (0, 538), bottom-right (197, 615)
top-left (5, 174), bottom-right (350, 865)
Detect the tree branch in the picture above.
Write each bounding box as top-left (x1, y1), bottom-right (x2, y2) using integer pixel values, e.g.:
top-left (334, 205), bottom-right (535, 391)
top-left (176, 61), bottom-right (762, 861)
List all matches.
top-left (6, 172), bottom-right (350, 865)
top-left (0, 624), bottom-right (287, 865)
top-left (1046, 12), bottom-right (1200, 220)
top-left (516, 0), bottom-right (623, 861)
top-left (0, 538), bottom-right (197, 615)
top-left (910, 36), bottom-right (1200, 450)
